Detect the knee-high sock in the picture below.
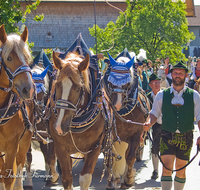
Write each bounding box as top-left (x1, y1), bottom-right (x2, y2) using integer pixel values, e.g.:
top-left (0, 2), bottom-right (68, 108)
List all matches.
top-left (161, 176), bottom-right (172, 190)
top-left (152, 153), bottom-right (159, 172)
top-left (174, 176), bottom-right (186, 190)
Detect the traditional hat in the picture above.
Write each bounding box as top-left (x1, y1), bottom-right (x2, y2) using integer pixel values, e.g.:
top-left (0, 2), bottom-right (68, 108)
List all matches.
top-left (149, 73), bottom-right (161, 83)
top-left (170, 60), bottom-right (188, 73)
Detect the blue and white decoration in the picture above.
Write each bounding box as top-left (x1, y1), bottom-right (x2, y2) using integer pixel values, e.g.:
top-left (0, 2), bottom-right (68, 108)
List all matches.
top-left (32, 65), bottom-right (49, 94)
top-left (107, 53), bottom-right (135, 87)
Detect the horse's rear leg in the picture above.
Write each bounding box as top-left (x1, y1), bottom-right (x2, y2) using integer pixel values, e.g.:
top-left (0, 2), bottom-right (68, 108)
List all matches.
top-left (24, 145), bottom-right (33, 190)
top-left (39, 141), bottom-right (59, 185)
top-left (79, 146), bottom-right (101, 190)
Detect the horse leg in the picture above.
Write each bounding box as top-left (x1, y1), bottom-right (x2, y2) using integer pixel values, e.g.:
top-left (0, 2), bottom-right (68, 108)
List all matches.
top-left (0, 153), bottom-right (6, 190)
top-left (55, 145), bottom-right (73, 190)
top-left (79, 146), bottom-right (101, 190)
top-left (3, 144), bottom-right (18, 190)
top-left (39, 141), bottom-right (59, 185)
top-left (122, 138), bottom-right (139, 188)
top-left (14, 130), bottom-right (32, 190)
top-left (24, 145), bottom-right (33, 190)
top-left (111, 141), bottom-right (128, 188)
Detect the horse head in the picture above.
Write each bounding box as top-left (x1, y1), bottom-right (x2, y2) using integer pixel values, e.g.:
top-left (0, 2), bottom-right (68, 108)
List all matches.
top-left (107, 53), bottom-right (135, 111)
top-left (52, 51), bottom-right (90, 135)
top-left (0, 24), bottom-right (34, 100)
top-left (32, 65), bottom-right (49, 108)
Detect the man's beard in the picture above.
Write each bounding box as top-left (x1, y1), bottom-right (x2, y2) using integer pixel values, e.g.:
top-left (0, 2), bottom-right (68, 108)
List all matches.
top-left (172, 77), bottom-right (185, 86)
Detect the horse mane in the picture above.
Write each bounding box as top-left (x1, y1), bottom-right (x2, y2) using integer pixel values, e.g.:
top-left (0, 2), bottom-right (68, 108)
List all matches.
top-left (2, 33), bottom-right (32, 64)
top-left (57, 52), bottom-right (90, 92)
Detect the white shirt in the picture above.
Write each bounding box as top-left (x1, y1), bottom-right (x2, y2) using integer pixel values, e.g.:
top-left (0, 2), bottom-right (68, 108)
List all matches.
top-left (151, 91), bottom-right (162, 124)
top-left (150, 85), bottom-right (200, 123)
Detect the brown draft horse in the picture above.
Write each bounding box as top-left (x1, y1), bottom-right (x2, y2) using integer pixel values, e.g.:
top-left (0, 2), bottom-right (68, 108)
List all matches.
top-left (24, 65), bottom-right (59, 190)
top-left (0, 24), bottom-right (35, 190)
top-left (103, 55), bottom-right (150, 189)
top-left (48, 51), bottom-right (108, 190)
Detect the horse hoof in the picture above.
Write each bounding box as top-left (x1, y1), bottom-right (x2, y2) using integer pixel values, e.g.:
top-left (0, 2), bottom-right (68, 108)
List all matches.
top-left (45, 175), bottom-right (60, 186)
top-left (120, 183), bottom-right (127, 189)
top-left (23, 186), bottom-right (33, 190)
top-left (106, 181), bottom-right (115, 190)
top-left (124, 180), bottom-right (135, 187)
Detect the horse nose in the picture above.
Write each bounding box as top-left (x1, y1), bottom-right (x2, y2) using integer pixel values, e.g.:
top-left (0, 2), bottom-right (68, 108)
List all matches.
top-left (55, 124), bottom-right (64, 135)
top-left (22, 86), bottom-right (30, 97)
top-left (22, 85), bottom-right (34, 99)
top-left (14, 81), bottom-right (34, 100)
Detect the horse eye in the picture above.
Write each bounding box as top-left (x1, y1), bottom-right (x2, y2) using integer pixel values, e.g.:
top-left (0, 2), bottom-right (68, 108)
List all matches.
top-left (77, 88), bottom-right (80, 93)
top-left (7, 56), bottom-right (12, 61)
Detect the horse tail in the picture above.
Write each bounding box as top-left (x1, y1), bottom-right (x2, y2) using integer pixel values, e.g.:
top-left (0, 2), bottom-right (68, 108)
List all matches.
top-left (71, 153), bottom-right (84, 168)
top-left (112, 141), bottom-right (128, 178)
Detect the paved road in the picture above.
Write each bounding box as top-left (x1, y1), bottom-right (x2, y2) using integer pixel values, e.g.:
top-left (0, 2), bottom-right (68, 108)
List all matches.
top-left (27, 124), bottom-right (200, 190)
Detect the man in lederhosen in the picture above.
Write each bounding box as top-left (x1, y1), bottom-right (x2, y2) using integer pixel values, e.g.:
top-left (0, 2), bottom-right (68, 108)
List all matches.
top-left (147, 73), bottom-right (162, 180)
top-left (143, 61), bottom-right (200, 190)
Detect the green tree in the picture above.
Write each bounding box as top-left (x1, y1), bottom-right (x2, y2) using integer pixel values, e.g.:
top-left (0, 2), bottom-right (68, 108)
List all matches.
top-left (0, 0), bottom-right (43, 33)
top-left (89, 0), bottom-right (195, 63)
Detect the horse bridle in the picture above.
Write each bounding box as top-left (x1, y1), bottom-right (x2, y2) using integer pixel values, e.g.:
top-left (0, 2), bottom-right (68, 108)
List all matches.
top-left (55, 76), bottom-right (85, 117)
top-left (0, 51), bottom-right (32, 92)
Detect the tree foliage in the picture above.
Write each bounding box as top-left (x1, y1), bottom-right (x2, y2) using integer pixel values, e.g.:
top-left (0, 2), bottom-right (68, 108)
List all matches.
top-left (0, 0), bottom-right (43, 33)
top-left (89, 0), bottom-right (195, 63)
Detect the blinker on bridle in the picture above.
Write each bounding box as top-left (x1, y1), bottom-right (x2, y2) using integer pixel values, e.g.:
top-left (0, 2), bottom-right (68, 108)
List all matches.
top-left (0, 49), bottom-right (32, 92)
top-left (55, 74), bottom-right (85, 117)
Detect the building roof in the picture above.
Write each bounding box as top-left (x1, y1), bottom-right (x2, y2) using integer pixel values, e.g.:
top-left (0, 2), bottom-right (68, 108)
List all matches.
top-left (187, 6), bottom-right (200, 26)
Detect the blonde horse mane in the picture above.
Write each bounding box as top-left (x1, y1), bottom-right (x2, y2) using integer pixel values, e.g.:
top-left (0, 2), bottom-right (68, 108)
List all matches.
top-left (2, 33), bottom-right (32, 64)
top-left (57, 52), bottom-right (90, 92)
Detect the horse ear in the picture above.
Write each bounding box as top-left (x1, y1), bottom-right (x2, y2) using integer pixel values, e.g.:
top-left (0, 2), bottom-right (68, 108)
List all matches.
top-left (0, 24), bottom-right (7, 44)
top-left (52, 51), bottom-right (63, 70)
top-left (126, 57), bottom-right (135, 69)
top-left (78, 53), bottom-right (90, 73)
top-left (40, 65), bottom-right (49, 79)
top-left (20, 26), bottom-right (28, 42)
top-left (107, 53), bottom-right (116, 66)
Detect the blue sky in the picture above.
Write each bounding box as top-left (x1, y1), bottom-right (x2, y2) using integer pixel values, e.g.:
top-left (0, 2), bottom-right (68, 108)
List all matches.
top-left (194, 0), bottom-right (200, 5)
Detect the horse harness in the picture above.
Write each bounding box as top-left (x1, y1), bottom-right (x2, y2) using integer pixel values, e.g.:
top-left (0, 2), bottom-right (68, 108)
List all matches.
top-left (0, 49), bottom-right (34, 143)
top-left (47, 57), bottom-right (105, 134)
top-left (103, 66), bottom-right (149, 122)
